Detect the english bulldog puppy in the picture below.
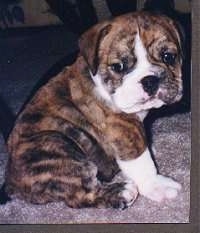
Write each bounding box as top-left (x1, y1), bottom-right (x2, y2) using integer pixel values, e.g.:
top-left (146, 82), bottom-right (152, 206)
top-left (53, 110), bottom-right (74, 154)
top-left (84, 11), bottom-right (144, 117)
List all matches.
top-left (5, 12), bottom-right (183, 209)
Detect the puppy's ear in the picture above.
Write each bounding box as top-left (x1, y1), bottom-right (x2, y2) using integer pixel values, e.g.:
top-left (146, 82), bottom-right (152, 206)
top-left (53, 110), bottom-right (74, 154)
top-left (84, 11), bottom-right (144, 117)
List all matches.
top-left (175, 21), bottom-right (185, 59)
top-left (170, 20), bottom-right (185, 59)
top-left (79, 22), bottom-right (112, 75)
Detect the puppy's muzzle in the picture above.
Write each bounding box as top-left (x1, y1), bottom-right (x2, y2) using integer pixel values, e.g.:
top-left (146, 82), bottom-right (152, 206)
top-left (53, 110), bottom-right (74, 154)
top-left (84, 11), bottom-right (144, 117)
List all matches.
top-left (141, 75), bottom-right (160, 96)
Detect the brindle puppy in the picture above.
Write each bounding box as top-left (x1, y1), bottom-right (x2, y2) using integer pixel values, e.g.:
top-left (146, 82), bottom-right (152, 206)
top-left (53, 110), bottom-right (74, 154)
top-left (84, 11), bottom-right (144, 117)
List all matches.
top-left (4, 12), bottom-right (183, 209)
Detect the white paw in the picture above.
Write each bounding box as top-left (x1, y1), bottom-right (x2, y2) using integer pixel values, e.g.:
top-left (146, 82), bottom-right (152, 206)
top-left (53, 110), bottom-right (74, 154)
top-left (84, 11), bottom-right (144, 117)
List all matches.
top-left (139, 175), bottom-right (182, 202)
top-left (121, 182), bottom-right (138, 207)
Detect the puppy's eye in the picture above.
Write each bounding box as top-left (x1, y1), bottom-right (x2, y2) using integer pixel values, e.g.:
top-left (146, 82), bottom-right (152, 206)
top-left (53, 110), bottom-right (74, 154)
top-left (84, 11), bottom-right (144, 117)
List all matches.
top-left (161, 52), bottom-right (177, 66)
top-left (110, 62), bottom-right (127, 73)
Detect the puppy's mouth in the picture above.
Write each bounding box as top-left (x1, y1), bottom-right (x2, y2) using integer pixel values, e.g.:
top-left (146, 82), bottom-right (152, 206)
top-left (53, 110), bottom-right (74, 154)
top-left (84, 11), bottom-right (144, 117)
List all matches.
top-left (119, 88), bottom-right (182, 113)
top-left (119, 96), bottom-right (165, 113)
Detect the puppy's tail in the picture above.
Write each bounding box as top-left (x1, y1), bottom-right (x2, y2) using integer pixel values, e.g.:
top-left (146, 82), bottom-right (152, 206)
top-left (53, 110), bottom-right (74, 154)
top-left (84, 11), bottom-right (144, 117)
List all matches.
top-left (0, 183), bottom-right (11, 204)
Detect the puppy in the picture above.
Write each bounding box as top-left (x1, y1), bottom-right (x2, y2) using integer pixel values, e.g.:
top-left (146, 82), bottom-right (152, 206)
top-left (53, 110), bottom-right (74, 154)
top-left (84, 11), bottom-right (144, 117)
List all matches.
top-left (4, 12), bottom-right (183, 209)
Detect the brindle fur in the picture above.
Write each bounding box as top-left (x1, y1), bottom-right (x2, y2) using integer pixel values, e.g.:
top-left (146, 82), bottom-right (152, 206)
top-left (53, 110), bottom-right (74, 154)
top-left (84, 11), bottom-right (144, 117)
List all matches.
top-left (5, 12), bottom-right (181, 208)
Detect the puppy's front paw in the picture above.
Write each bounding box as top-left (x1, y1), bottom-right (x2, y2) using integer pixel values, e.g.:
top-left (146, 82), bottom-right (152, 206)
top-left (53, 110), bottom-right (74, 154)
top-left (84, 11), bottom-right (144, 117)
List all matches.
top-left (139, 175), bottom-right (181, 202)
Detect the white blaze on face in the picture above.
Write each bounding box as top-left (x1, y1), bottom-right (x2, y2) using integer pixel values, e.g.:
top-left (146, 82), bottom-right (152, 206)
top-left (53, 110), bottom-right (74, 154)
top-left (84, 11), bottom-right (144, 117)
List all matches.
top-left (90, 32), bottom-right (165, 114)
top-left (112, 31), bottom-right (164, 113)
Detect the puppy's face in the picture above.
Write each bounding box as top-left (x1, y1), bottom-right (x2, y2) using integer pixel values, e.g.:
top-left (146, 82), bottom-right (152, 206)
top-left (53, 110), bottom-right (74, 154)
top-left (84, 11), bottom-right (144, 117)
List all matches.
top-left (79, 12), bottom-right (183, 113)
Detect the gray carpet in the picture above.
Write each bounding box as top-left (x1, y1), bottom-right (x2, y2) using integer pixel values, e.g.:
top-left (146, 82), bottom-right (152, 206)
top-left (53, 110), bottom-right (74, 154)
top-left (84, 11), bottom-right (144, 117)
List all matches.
top-left (0, 113), bottom-right (190, 223)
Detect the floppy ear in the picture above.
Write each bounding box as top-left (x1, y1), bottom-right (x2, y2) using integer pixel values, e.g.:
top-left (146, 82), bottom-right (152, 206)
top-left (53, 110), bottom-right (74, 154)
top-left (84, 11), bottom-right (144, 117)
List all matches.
top-left (170, 20), bottom-right (185, 59)
top-left (79, 22), bottom-right (112, 75)
top-left (176, 22), bottom-right (185, 59)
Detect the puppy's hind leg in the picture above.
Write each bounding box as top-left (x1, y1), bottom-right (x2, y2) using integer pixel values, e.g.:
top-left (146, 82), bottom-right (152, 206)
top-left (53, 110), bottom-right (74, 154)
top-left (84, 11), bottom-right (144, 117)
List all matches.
top-left (26, 159), bottom-right (138, 209)
top-left (53, 160), bottom-right (138, 209)
top-left (92, 181), bottom-right (138, 209)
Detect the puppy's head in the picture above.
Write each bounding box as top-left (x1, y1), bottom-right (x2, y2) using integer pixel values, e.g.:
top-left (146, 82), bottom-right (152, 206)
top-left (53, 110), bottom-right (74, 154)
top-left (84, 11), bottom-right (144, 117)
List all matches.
top-left (79, 12), bottom-right (183, 113)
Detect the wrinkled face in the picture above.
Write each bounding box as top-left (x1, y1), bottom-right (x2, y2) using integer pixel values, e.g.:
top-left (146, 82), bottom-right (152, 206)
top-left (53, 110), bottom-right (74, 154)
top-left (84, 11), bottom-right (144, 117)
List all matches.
top-left (79, 12), bottom-right (183, 113)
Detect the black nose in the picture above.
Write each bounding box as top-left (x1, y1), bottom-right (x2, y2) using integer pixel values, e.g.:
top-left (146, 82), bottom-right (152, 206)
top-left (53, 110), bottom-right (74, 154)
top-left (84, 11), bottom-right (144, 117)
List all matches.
top-left (141, 75), bottom-right (160, 96)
